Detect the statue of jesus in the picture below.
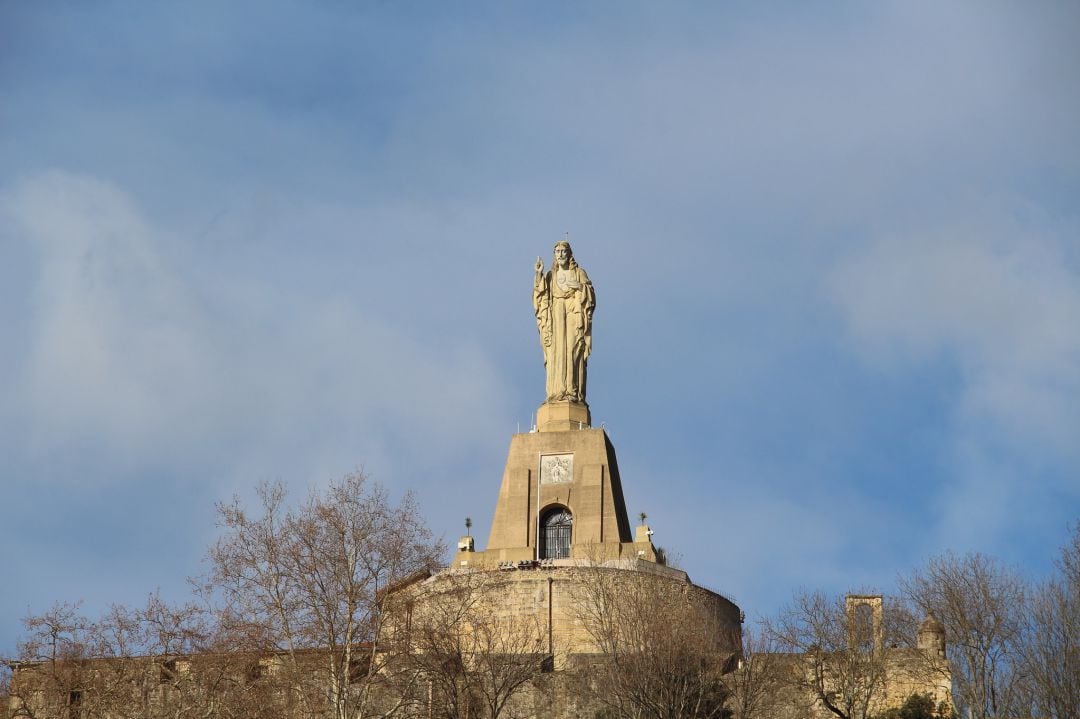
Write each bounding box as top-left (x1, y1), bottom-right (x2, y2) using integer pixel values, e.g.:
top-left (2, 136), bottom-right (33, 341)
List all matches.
top-left (533, 241), bottom-right (595, 404)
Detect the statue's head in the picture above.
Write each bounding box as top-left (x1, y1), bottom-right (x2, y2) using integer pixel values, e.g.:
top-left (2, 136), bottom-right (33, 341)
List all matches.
top-left (553, 240), bottom-right (574, 268)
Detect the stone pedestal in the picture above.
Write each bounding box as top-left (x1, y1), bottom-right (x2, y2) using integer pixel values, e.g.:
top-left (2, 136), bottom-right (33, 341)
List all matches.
top-left (480, 428), bottom-right (635, 564)
top-left (536, 400), bottom-right (591, 432)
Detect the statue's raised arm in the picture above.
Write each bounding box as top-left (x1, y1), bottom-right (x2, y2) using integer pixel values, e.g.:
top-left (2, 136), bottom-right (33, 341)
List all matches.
top-left (532, 241), bottom-right (595, 404)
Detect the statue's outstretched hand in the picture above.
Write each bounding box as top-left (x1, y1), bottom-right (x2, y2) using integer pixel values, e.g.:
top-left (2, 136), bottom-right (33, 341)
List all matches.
top-left (535, 257), bottom-right (544, 275)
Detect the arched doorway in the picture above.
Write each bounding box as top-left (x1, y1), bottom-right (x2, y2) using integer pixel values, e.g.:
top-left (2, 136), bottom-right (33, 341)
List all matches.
top-left (539, 506), bottom-right (572, 559)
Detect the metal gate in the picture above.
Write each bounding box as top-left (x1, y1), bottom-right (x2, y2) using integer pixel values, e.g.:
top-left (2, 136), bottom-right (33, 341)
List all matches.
top-left (540, 508), bottom-right (572, 559)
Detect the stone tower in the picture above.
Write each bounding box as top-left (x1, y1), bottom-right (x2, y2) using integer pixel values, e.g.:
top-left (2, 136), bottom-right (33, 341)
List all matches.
top-left (917, 615), bottom-right (947, 658)
top-left (430, 244), bottom-right (741, 683)
top-left (459, 423), bottom-right (655, 567)
top-left (453, 243), bottom-right (656, 568)
top-left (372, 246), bottom-right (738, 714)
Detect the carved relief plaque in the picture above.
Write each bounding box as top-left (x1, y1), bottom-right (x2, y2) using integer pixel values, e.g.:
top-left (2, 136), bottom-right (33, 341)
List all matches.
top-left (540, 453), bottom-right (574, 485)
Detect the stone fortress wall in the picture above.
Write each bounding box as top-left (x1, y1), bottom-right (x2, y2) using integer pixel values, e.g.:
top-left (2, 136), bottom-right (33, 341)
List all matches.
top-left (755, 605), bottom-right (952, 719)
top-left (398, 559), bottom-right (743, 671)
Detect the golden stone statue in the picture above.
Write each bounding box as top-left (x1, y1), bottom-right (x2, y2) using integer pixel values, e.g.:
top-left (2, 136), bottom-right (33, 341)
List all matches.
top-left (533, 241), bottom-right (595, 404)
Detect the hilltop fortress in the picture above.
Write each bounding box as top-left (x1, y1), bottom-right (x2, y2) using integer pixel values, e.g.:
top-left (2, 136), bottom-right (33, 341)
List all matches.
top-left (398, 240), bottom-right (743, 661)
top-left (7, 244), bottom-right (951, 719)
top-left (389, 242), bottom-right (950, 717)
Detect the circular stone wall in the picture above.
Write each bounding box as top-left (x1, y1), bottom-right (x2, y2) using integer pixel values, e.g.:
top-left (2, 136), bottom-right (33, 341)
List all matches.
top-left (401, 559), bottom-right (742, 670)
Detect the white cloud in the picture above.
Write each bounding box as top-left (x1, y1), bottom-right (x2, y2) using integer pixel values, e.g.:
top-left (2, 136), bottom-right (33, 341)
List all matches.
top-left (1, 171), bottom-right (511, 486)
top-left (830, 208), bottom-right (1080, 460)
top-left (3, 171), bottom-right (214, 457)
top-left (829, 204), bottom-right (1080, 549)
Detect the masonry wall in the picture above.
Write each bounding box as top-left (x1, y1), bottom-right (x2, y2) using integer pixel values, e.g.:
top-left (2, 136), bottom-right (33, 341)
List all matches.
top-left (398, 561), bottom-right (744, 670)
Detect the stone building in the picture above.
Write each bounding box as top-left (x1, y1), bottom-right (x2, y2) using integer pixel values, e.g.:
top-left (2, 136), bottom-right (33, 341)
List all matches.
top-left (381, 414), bottom-right (745, 715)
top-left (376, 243), bottom-right (745, 716)
top-left (415, 420), bottom-right (745, 665)
top-left (736, 597), bottom-right (952, 719)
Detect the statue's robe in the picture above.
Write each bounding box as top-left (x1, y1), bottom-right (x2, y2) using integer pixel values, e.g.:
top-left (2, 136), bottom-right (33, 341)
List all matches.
top-left (534, 263), bottom-right (595, 403)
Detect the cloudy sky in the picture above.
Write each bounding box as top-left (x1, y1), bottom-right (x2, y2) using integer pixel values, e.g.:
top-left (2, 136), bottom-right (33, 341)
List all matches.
top-left (2, 2), bottom-right (1078, 653)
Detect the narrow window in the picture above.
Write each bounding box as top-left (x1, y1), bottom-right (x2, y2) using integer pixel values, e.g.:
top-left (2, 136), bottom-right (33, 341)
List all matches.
top-left (540, 507), bottom-right (572, 559)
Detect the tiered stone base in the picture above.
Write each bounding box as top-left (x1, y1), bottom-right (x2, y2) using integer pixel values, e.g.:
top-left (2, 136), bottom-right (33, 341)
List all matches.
top-left (537, 400), bottom-right (591, 432)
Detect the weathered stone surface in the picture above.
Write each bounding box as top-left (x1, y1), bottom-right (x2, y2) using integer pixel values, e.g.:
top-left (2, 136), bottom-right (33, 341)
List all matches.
top-left (535, 399), bottom-right (591, 432)
top-left (401, 563), bottom-right (742, 670)
top-left (534, 242), bottom-right (594, 404)
top-left (460, 427), bottom-right (640, 568)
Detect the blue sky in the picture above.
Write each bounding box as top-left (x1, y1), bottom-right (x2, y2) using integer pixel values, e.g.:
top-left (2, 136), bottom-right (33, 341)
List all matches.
top-left (1, 1), bottom-right (1078, 654)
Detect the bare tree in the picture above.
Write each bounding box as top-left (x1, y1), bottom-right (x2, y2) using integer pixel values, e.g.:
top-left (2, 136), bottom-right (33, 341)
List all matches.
top-left (764, 591), bottom-right (913, 719)
top-left (0, 662), bottom-right (10, 714)
top-left (899, 552), bottom-right (1027, 719)
top-left (207, 472), bottom-right (444, 719)
top-left (9, 601), bottom-right (93, 719)
top-left (72, 602), bottom-right (152, 719)
top-left (1017, 523), bottom-right (1080, 719)
top-left (6, 474), bottom-right (441, 719)
top-left (7, 594), bottom-right (286, 719)
top-left (721, 625), bottom-right (788, 719)
top-left (571, 565), bottom-right (734, 719)
top-left (393, 572), bottom-right (549, 719)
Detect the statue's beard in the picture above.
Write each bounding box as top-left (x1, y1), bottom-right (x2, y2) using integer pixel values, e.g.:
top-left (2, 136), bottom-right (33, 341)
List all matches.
top-left (555, 257), bottom-right (570, 269)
